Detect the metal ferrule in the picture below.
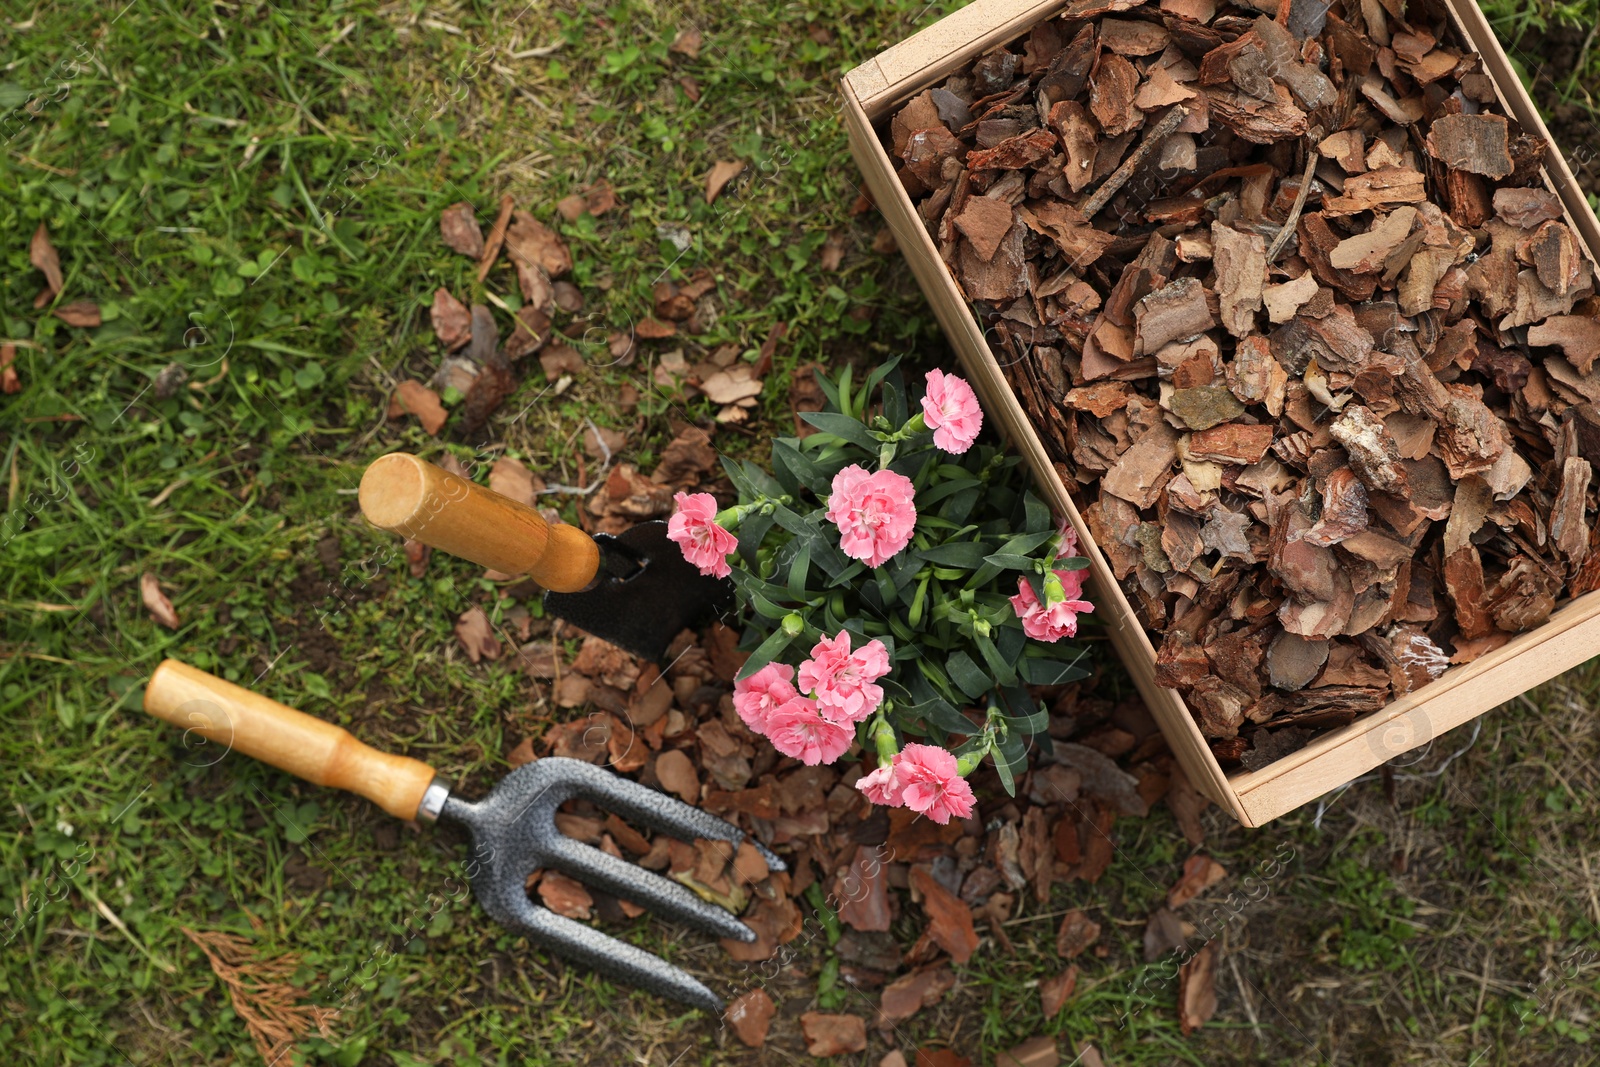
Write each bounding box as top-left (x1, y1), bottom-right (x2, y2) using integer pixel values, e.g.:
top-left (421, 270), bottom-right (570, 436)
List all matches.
top-left (415, 779), bottom-right (451, 823)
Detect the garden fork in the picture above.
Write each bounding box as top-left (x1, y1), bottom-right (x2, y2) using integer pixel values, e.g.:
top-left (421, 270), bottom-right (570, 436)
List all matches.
top-left (143, 658), bottom-right (781, 1011)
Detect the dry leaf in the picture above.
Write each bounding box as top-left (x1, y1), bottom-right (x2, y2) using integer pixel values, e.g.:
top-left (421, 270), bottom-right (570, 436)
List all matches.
top-left (540, 342), bottom-right (585, 380)
top-left (1039, 965), bottom-right (1079, 1016)
top-left (800, 1013), bottom-right (867, 1056)
top-left (430, 288), bottom-right (472, 350)
top-left (391, 380), bottom-right (448, 435)
top-left (489, 455), bottom-right (542, 506)
top-left (655, 749), bottom-right (699, 803)
top-left (459, 353), bottom-right (516, 434)
top-left (583, 179), bottom-right (619, 217)
top-left (996, 1036), bottom-right (1060, 1067)
top-left (440, 202), bottom-right (485, 258)
top-left (504, 210), bottom-right (571, 277)
top-left (536, 871), bottom-right (594, 919)
top-left (31, 223), bottom-right (62, 305)
top-left (700, 365), bottom-right (763, 405)
top-left (705, 160), bottom-right (746, 205)
top-left (879, 966), bottom-right (956, 1025)
top-left (53, 300), bottom-right (100, 328)
top-left (910, 865), bottom-right (979, 964)
top-left (0, 344), bottom-right (19, 395)
top-left (505, 735), bottom-right (537, 767)
top-left (650, 424), bottom-right (718, 488)
top-left (1167, 854), bottom-right (1227, 907)
top-left (1177, 942), bottom-right (1218, 1034)
top-left (454, 606), bottom-right (502, 663)
top-left (141, 573), bottom-right (180, 630)
top-left (838, 844), bottom-right (892, 932)
top-left (725, 988), bottom-right (774, 1048)
top-left (820, 232), bottom-right (846, 271)
top-left (1055, 908), bottom-right (1101, 959)
top-left (670, 27), bottom-right (703, 59)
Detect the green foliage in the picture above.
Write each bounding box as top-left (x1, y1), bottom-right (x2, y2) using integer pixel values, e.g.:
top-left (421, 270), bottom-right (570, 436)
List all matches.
top-left (1324, 837), bottom-right (1418, 972)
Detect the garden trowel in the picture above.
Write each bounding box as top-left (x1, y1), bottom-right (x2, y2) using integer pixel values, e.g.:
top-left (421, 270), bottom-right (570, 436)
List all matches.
top-left (359, 453), bottom-right (733, 662)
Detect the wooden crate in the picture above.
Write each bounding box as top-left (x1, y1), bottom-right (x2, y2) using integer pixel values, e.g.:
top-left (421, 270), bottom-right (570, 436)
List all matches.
top-left (841, 0), bottom-right (1600, 825)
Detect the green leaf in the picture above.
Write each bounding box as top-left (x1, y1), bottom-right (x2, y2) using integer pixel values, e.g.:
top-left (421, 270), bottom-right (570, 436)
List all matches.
top-left (996, 689), bottom-right (1049, 734)
top-left (743, 459), bottom-right (786, 498)
top-left (917, 476), bottom-right (982, 506)
top-left (982, 552), bottom-right (1037, 570)
top-left (946, 651), bottom-right (992, 700)
top-left (828, 559), bottom-right (867, 588)
top-left (996, 624), bottom-right (1026, 662)
top-left (859, 355), bottom-right (901, 401)
top-left (874, 566), bottom-right (898, 609)
top-left (737, 512), bottom-right (775, 564)
top-left (786, 541), bottom-right (812, 602)
top-left (917, 541), bottom-right (992, 569)
top-left (737, 627), bottom-right (796, 681)
top-left (815, 369), bottom-right (842, 412)
top-left (881, 363), bottom-right (909, 425)
top-left (720, 455), bottom-right (761, 498)
top-left (1023, 491), bottom-right (1051, 532)
top-left (746, 588), bottom-right (794, 621)
top-left (991, 731), bottom-right (1028, 797)
top-left (940, 485), bottom-right (981, 524)
top-left (975, 630), bottom-right (1019, 686)
top-left (1021, 655), bottom-right (1090, 686)
top-left (770, 500), bottom-right (814, 536)
top-left (293, 363), bottom-right (325, 390)
top-left (991, 739), bottom-right (1017, 797)
top-left (800, 411), bottom-right (881, 451)
top-left (993, 530), bottom-right (1059, 557)
top-left (772, 438), bottom-right (832, 496)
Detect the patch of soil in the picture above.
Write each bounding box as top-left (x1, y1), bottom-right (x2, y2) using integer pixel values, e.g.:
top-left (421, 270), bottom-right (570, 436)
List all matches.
top-left (1516, 20), bottom-right (1600, 200)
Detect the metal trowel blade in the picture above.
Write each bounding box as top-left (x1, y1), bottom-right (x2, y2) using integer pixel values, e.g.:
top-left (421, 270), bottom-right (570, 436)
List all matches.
top-left (542, 521), bottom-right (735, 662)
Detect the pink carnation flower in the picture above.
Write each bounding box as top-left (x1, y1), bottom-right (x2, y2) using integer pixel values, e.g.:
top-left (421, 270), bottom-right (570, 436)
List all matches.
top-left (732, 663), bottom-right (798, 735)
top-left (798, 631), bottom-right (891, 724)
top-left (764, 697), bottom-right (855, 766)
top-left (1009, 568), bottom-right (1094, 643)
top-left (894, 744), bottom-right (976, 824)
top-left (667, 491), bottom-right (738, 579)
top-left (855, 763), bottom-right (904, 806)
top-left (921, 369), bottom-right (983, 454)
top-left (826, 465), bottom-right (917, 568)
top-left (1056, 516), bottom-right (1080, 559)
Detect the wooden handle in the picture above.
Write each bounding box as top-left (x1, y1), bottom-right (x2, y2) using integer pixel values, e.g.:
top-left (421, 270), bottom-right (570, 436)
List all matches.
top-left (142, 659), bottom-right (438, 821)
top-left (358, 452), bottom-right (600, 592)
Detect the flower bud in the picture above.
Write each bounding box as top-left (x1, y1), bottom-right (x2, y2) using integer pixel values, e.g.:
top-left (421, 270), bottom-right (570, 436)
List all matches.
top-left (781, 613), bottom-right (804, 637)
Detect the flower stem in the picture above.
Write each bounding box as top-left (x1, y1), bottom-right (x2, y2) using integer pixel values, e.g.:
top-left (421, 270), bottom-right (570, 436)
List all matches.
top-left (715, 494), bottom-right (791, 528)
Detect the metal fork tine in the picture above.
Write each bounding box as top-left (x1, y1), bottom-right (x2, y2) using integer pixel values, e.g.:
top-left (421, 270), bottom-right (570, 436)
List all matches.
top-left (564, 760), bottom-right (786, 871)
top-left (501, 885), bottom-right (727, 1012)
top-left (545, 838), bottom-right (755, 942)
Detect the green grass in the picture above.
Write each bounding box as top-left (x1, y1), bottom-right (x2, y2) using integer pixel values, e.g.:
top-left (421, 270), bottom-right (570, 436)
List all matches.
top-left (5, 1), bottom-right (1600, 1064)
